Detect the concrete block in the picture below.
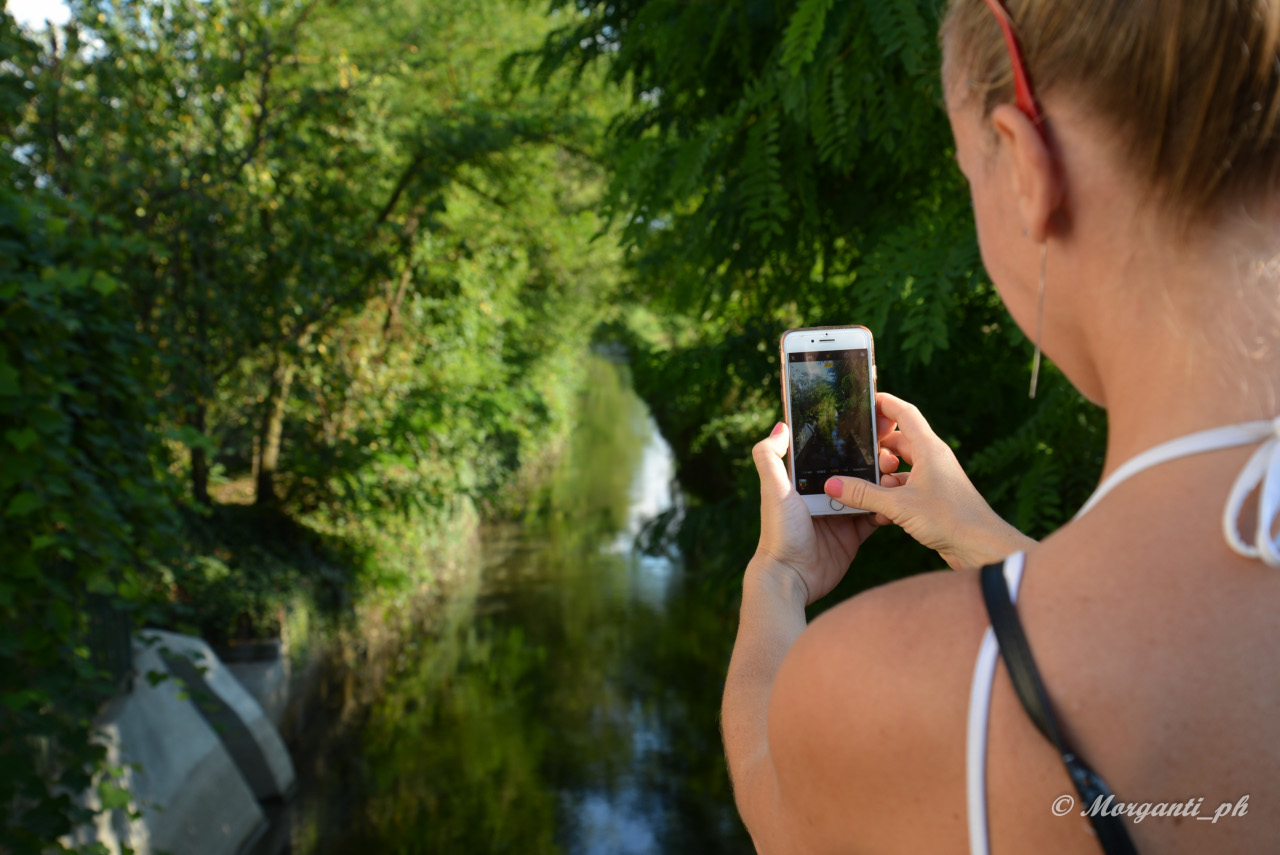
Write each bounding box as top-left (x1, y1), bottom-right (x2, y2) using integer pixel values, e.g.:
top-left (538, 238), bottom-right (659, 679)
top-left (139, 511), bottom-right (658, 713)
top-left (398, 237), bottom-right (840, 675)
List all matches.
top-left (221, 641), bottom-right (290, 731)
top-left (142, 630), bottom-right (296, 801)
top-left (68, 636), bottom-right (267, 855)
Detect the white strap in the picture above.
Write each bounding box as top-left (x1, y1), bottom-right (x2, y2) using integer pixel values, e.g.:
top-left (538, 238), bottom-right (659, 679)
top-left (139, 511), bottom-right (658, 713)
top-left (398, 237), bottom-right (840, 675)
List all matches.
top-left (1223, 429), bottom-right (1280, 567)
top-left (1075, 418), bottom-right (1280, 568)
top-left (967, 552), bottom-right (1025, 855)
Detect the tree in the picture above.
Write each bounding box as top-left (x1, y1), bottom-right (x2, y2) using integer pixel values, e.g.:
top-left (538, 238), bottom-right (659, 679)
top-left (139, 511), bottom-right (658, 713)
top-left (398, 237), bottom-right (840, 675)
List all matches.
top-left (17, 0), bottom-right (622, 512)
top-left (524, 0), bottom-right (1106, 579)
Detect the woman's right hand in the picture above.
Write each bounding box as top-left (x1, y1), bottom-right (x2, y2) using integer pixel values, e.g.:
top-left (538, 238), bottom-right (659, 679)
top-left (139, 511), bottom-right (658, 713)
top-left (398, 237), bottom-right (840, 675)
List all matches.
top-left (824, 392), bottom-right (1037, 570)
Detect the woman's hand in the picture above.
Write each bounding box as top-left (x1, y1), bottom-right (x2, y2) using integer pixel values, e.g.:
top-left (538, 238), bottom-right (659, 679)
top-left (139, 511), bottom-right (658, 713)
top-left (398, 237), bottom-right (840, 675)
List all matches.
top-left (823, 392), bottom-right (1036, 570)
top-left (751, 422), bottom-right (879, 606)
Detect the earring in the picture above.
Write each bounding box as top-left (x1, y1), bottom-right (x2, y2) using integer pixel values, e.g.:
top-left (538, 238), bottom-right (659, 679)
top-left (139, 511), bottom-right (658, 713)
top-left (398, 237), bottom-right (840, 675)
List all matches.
top-left (1029, 243), bottom-right (1047, 399)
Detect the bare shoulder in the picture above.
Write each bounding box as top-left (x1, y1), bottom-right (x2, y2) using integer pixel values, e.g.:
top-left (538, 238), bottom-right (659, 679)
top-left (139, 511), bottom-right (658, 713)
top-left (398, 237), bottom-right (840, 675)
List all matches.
top-left (766, 568), bottom-right (992, 855)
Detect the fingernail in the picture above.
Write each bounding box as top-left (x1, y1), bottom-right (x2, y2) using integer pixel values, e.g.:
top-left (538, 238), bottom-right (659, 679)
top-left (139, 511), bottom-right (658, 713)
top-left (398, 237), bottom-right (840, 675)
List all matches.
top-left (770, 422), bottom-right (785, 436)
top-left (823, 477), bottom-right (842, 498)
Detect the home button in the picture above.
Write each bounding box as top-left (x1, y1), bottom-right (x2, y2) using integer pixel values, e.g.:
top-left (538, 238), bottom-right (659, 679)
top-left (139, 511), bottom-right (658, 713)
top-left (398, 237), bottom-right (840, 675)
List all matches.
top-left (829, 498), bottom-right (845, 511)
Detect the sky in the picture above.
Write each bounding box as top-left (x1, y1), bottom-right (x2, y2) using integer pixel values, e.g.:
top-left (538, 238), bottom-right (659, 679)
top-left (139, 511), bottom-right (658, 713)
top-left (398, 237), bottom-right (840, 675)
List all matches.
top-left (8, 0), bottom-right (71, 28)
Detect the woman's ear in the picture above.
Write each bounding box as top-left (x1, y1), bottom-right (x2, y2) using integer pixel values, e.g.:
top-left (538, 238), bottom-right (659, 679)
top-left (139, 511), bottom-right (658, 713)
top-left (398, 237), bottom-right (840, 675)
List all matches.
top-left (990, 104), bottom-right (1063, 243)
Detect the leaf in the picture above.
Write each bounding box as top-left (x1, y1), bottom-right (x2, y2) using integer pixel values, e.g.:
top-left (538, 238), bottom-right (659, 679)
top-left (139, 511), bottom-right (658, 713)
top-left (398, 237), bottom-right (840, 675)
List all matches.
top-left (6, 492), bottom-right (43, 517)
top-left (90, 273), bottom-right (121, 296)
top-left (5, 428), bottom-right (39, 451)
top-left (98, 779), bottom-right (132, 811)
top-left (0, 364), bottom-right (18, 396)
top-left (3, 689), bottom-right (47, 713)
top-left (86, 573), bottom-right (116, 595)
top-left (780, 0), bottom-right (835, 76)
top-left (866, 0), bottom-right (929, 77)
top-left (27, 407), bottom-right (63, 434)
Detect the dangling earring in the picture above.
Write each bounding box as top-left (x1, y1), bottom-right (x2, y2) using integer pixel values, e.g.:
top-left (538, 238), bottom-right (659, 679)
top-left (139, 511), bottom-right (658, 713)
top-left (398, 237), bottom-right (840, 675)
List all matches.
top-left (1029, 243), bottom-right (1047, 399)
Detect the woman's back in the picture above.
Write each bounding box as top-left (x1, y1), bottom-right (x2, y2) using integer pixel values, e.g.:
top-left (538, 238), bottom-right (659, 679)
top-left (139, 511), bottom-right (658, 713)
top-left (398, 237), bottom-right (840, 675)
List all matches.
top-left (980, 441), bottom-right (1280, 854)
top-left (748, 439), bottom-right (1280, 854)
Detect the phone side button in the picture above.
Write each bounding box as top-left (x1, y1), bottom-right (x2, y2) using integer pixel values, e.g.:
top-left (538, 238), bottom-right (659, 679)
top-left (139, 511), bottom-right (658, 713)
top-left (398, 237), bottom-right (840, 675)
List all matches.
top-left (829, 498), bottom-right (846, 511)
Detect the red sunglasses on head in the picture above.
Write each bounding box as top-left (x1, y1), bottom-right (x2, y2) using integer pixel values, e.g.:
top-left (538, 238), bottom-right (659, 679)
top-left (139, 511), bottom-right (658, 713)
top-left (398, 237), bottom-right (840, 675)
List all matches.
top-left (981, 0), bottom-right (1043, 124)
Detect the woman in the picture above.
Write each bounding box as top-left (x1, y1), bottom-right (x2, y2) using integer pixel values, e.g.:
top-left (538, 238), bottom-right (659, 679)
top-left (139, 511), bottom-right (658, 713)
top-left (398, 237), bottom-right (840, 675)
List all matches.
top-left (722, 1), bottom-right (1280, 853)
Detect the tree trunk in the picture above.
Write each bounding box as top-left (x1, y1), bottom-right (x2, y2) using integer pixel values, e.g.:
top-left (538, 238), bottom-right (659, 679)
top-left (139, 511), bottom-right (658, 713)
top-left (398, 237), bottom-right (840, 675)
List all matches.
top-left (191, 403), bottom-right (211, 506)
top-left (255, 358), bottom-right (296, 506)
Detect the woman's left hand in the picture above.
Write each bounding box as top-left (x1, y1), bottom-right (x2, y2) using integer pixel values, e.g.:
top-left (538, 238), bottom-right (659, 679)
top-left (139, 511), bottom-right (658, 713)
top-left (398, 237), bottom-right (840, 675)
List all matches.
top-left (750, 422), bottom-right (882, 606)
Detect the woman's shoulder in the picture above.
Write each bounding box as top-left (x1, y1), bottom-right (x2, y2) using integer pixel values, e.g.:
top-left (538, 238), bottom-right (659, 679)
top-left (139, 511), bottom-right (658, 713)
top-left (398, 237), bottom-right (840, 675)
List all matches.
top-left (788, 563), bottom-right (995, 691)
top-left (766, 564), bottom-right (998, 854)
top-left (787, 558), bottom-right (1000, 682)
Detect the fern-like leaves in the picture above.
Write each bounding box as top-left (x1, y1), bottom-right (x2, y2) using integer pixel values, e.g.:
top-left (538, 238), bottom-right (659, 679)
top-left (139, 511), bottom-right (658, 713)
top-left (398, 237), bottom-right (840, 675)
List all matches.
top-left (781, 0), bottom-right (835, 76)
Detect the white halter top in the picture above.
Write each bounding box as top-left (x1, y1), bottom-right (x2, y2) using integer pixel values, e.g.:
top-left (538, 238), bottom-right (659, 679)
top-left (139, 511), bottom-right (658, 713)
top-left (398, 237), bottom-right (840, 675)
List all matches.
top-left (966, 416), bottom-right (1280, 855)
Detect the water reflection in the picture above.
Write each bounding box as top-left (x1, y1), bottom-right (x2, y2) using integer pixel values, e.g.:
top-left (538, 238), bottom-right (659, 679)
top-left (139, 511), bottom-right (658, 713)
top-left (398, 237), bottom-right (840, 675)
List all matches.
top-left (292, 359), bottom-right (750, 854)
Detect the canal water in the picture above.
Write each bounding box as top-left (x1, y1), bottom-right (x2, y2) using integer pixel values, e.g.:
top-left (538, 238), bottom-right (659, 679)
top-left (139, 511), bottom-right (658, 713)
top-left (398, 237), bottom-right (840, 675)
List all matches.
top-left (291, 359), bottom-right (753, 854)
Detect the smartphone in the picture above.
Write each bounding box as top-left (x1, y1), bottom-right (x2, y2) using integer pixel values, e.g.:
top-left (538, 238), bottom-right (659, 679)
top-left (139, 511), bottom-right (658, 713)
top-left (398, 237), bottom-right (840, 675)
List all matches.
top-left (780, 326), bottom-right (880, 515)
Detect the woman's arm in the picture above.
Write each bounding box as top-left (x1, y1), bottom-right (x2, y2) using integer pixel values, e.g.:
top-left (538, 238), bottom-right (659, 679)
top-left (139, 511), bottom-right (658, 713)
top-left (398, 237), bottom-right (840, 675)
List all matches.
top-left (722, 556), bottom-right (808, 843)
top-left (724, 562), bottom-right (982, 855)
top-left (723, 425), bottom-right (879, 850)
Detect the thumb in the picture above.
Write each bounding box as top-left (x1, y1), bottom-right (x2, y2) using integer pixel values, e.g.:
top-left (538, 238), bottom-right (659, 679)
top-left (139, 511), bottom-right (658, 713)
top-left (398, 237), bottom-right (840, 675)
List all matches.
top-left (823, 474), bottom-right (901, 519)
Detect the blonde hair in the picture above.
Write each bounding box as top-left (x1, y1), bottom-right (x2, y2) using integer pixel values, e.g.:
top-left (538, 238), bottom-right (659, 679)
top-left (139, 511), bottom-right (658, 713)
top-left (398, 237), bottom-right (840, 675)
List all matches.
top-left (942, 0), bottom-right (1280, 222)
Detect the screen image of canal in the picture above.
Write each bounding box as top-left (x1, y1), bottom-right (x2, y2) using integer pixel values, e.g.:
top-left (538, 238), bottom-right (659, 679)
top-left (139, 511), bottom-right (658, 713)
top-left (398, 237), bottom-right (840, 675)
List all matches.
top-left (289, 358), bottom-right (752, 854)
top-left (787, 349), bottom-right (875, 495)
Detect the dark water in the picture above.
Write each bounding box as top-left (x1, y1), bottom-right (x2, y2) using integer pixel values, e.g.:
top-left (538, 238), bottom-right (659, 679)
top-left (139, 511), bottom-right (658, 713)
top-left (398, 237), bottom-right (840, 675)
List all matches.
top-left (291, 359), bottom-right (752, 854)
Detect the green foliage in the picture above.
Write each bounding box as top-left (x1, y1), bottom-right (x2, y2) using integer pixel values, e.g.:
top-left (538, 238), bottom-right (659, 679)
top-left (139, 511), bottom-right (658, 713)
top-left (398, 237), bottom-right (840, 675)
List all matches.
top-left (174, 505), bottom-right (360, 647)
top-left (781, 0), bottom-right (835, 76)
top-left (14, 0), bottom-right (620, 511)
top-left (3, 0), bottom-right (626, 844)
top-left (528, 0), bottom-right (1107, 579)
top-left (0, 89), bottom-right (180, 851)
top-left (8, 0), bottom-right (622, 572)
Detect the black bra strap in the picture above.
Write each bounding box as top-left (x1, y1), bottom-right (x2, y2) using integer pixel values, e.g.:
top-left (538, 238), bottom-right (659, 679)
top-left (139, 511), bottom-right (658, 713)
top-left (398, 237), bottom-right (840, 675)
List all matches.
top-left (980, 562), bottom-right (1139, 855)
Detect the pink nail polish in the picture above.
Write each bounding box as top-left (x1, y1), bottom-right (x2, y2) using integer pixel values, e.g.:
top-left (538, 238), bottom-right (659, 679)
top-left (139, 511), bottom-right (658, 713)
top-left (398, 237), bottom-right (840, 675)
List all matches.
top-left (770, 422), bottom-right (785, 436)
top-left (824, 478), bottom-right (842, 498)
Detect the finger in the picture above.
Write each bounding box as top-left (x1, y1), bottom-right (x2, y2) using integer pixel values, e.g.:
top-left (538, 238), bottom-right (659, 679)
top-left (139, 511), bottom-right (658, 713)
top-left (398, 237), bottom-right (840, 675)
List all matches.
top-left (876, 411), bottom-right (897, 440)
top-left (752, 422), bottom-right (793, 499)
top-left (879, 431), bottom-right (912, 464)
top-left (822, 474), bottom-right (902, 520)
top-left (878, 446), bottom-right (900, 474)
top-left (875, 392), bottom-right (936, 441)
top-left (874, 472), bottom-right (907, 527)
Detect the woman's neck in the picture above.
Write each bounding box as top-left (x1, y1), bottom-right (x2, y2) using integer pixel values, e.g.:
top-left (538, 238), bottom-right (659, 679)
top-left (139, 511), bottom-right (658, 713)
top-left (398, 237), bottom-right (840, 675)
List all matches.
top-left (1078, 229), bottom-right (1280, 478)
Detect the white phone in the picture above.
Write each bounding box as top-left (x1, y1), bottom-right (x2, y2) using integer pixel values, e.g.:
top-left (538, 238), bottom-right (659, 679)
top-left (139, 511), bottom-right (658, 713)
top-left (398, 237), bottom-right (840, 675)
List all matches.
top-left (780, 326), bottom-right (880, 516)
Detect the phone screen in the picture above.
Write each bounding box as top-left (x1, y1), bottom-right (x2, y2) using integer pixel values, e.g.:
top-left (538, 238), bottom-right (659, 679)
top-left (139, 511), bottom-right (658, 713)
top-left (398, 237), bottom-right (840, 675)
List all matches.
top-left (787, 349), bottom-right (876, 495)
